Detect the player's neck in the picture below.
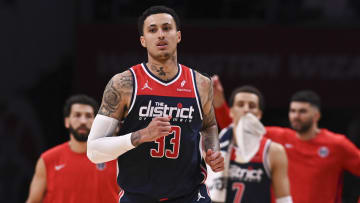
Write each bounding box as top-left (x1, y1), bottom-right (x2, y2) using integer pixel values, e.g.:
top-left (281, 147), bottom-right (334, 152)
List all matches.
top-left (69, 135), bottom-right (87, 153)
top-left (297, 125), bottom-right (320, 141)
top-left (146, 57), bottom-right (178, 81)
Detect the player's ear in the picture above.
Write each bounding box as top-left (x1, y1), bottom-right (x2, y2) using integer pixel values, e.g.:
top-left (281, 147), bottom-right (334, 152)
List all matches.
top-left (314, 110), bottom-right (321, 122)
top-left (229, 107), bottom-right (235, 120)
top-left (257, 110), bottom-right (263, 120)
top-left (64, 117), bottom-right (70, 128)
top-left (140, 36), bottom-right (146, 48)
top-left (177, 30), bottom-right (181, 43)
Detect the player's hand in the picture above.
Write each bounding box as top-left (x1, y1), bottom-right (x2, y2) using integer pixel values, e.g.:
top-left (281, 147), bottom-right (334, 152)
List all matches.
top-left (141, 116), bottom-right (172, 143)
top-left (205, 149), bottom-right (225, 172)
top-left (211, 75), bottom-right (226, 108)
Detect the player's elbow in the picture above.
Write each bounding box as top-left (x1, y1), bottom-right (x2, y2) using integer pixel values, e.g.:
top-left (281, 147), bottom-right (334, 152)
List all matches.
top-left (86, 142), bottom-right (102, 164)
top-left (87, 151), bottom-right (103, 164)
top-left (87, 141), bottom-right (114, 164)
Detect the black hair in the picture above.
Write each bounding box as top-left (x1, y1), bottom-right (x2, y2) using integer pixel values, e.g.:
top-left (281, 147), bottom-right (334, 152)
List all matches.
top-left (291, 90), bottom-right (321, 110)
top-left (138, 5), bottom-right (180, 36)
top-left (229, 85), bottom-right (265, 111)
top-left (63, 94), bottom-right (99, 118)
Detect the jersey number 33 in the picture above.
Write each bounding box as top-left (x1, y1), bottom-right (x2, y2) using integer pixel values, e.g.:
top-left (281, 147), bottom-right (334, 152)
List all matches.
top-left (150, 126), bottom-right (181, 159)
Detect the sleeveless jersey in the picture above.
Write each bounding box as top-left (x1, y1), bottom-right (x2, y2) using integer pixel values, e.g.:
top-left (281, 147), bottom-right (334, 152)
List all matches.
top-left (220, 127), bottom-right (272, 203)
top-left (117, 63), bottom-right (206, 200)
top-left (41, 142), bottom-right (119, 203)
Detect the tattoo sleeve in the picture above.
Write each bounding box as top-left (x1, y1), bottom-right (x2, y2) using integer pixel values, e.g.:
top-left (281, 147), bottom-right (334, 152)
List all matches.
top-left (98, 79), bottom-right (120, 117)
top-left (98, 72), bottom-right (133, 119)
top-left (131, 130), bottom-right (142, 147)
top-left (201, 76), bottom-right (220, 152)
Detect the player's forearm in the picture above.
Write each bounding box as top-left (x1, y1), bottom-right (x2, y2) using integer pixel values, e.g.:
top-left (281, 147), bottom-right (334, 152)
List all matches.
top-left (26, 199), bottom-right (42, 203)
top-left (201, 125), bottom-right (220, 152)
top-left (87, 115), bottom-right (135, 163)
top-left (26, 191), bottom-right (44, 203)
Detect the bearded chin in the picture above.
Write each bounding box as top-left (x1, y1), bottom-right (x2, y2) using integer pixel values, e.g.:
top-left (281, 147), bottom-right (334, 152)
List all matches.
top-left (293, 121), bottom-right (312, 134)
top-left (69, 127), bottom-right (88, 142)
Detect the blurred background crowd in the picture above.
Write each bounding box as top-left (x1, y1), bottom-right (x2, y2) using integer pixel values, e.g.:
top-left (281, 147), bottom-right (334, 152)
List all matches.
top-left (1, 0), bottom-right (360, 202)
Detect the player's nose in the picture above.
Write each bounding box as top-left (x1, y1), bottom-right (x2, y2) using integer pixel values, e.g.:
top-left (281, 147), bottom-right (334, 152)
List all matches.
top-left (158, 30), bottom-right (165, 39)
top-left (79, 115), bottom-right (89, 123)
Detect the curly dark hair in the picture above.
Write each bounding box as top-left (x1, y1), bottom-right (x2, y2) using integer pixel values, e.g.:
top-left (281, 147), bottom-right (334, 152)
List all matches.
top-left (138, 5), bottom-right (180, 36)
top-left (63, 94), bottom-right (99, 117)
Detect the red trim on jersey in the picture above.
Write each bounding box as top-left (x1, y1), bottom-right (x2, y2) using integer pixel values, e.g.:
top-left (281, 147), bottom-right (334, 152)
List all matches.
top-left (118, 187), bottom-right (125, 200)
top-left (250, 137), bottom-right (268, 163)
top-left (131, 64), bottom-right (196, 98)
top-left (200, 164), bottom-right (208, 184)
top-left (270, 186), bottom-right (276, 203)
top-left (159, 198), bottom-right (169, 201)
top-left (230, 137), bottom-right (268, 163)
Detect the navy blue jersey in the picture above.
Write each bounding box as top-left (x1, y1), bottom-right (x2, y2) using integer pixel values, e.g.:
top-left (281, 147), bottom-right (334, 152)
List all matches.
top-left (220, 127), bottom-right (273, 203)
top-left (117, 63), bottom-right (207, 200)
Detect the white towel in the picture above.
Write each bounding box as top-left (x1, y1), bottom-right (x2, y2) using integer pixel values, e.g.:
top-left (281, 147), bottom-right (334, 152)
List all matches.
top-left (234, 113), bottom-right (266, 163)
top-left (206, 113), bottom-right (266, 202)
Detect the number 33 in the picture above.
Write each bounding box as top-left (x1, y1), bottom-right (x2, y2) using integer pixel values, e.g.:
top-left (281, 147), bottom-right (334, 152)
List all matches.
top-left (150, 126), bottom-right (181, 159)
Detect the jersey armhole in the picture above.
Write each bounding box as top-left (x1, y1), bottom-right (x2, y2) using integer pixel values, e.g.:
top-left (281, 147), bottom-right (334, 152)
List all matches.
top-left (263, 139), bottom-right (272, 178)
top-left (127, 68), bottom-right (137, 115)
top-left (191, 69), bottom-right (204, 120)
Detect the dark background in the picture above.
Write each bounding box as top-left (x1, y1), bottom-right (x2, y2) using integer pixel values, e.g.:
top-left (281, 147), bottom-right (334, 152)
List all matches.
top-left (1, 0), bottom-right (360, 202)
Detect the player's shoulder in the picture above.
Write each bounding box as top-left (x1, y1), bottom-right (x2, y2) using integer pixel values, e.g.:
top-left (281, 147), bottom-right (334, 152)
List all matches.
top-left (320, 129), bottom-right (351, 145)
top-left (112, 69), bottom-right (133, 80)
top-left (321, 128), bottom-right (344, 137)
top-left (266, 126), bottom-right (293, 134)
top-left (269, 141), bottom-right (286, 154)
top-left (108, 70), bottom-right (134, 90)
top-left (193, 70), bottom-right (211, 87)
top-left (265, 126), bottom-right (296, 140)
top-left (268, 140), bottom-right (287, 171)
top-left (41, 142), bottom-right (68, 161)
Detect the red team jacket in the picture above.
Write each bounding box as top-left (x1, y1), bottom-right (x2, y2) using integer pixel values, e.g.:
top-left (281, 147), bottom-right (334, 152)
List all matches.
top-left (266, 127), bottom-right (360, 203)
top-left (215, 103), bottom-right (360, 203)
top-left (41, 142), bottom-right (119, 203)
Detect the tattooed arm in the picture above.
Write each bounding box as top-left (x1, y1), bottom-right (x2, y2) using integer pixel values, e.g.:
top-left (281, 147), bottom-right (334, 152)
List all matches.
top-left (87, 70), bottom-right (172, 163)
top-left (98, 71), bottom-right (133, 119)
top-left (86, 71), bottom-right (135, 163)
top-left (196, 72), bottom-right (224, 172)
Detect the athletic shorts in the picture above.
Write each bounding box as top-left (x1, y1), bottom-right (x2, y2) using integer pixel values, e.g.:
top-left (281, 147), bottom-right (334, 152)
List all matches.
top-left (118, 184), bottom-right (211, 203)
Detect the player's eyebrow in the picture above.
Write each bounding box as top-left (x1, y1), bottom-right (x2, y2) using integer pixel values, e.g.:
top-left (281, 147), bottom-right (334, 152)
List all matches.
top-left (148, 22), bottom-right (172, 27)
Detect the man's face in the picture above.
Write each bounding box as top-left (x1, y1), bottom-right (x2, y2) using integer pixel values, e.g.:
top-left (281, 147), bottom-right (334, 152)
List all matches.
top-left (140, 13), bottom-right (181, 61)
top-left (65, 104), bottom-right (95, 142)
top-left (230, 92), bottom-right (262, 125)
top-left (289, 101), bottom-right (319, 133)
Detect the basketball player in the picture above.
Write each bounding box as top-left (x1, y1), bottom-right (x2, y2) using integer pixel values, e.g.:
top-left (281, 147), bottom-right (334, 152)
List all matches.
top-left (86, 5), bottom-right (224, 203)
top-left (206, 85), bottom-right (292, 203)
top-left (212, 75), bottom-right (360, 203)
top-left (26, 95), bottom-right (119, 203)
